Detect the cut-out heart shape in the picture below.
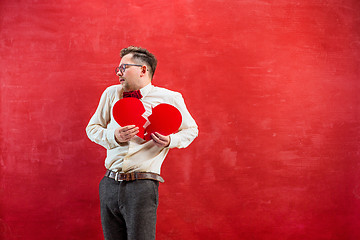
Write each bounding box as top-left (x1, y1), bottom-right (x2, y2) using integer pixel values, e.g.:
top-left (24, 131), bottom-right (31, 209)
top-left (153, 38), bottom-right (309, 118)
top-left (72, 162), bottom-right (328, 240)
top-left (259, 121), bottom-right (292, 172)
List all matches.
top-left (112, 98), bottom-right (146, 138)
top-left (144, 104), bottom-right (182, 141)
top-left (112, 98), bottom-right (182, 141)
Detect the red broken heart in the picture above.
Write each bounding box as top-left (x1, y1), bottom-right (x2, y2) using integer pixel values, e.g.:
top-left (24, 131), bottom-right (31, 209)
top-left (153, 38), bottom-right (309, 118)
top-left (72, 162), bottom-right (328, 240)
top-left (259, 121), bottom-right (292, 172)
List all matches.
top-left (112, 98), bottom-right (182, 141)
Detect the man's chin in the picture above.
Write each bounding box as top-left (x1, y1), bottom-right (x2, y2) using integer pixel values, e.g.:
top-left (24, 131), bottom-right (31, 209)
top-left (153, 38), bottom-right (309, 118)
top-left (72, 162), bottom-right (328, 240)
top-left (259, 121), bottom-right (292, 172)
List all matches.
top-left (120, 82), bottom-right (128, 90)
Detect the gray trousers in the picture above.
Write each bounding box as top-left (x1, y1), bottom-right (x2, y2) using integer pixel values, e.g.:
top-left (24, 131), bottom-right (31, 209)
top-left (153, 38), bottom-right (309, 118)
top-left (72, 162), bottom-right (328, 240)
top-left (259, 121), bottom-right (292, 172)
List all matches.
top-left (99, 176), bottom-right (159, 240)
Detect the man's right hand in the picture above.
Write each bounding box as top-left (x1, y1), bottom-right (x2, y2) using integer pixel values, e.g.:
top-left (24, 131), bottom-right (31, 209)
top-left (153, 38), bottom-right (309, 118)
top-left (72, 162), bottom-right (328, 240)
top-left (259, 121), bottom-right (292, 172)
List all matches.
top-left (114, 125), bottom-right (139, 143)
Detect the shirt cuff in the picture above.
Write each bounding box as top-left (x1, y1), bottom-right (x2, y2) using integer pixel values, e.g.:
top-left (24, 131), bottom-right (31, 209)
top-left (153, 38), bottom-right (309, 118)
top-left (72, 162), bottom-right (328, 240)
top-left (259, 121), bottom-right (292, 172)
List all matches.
top-left (106, 128), bottom-right (120, 148)
top-left (167, 133), bottom-right (178, 148)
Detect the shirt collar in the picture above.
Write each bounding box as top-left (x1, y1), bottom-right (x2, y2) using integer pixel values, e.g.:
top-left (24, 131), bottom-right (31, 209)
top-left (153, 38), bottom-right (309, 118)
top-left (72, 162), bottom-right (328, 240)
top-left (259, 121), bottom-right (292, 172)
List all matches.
top-left (139, 83), bottom-right (153, 98)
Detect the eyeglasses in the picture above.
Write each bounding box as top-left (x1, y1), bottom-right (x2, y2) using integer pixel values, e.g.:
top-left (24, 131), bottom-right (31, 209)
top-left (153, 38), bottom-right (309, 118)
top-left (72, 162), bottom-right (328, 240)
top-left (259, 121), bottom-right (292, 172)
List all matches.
top-left (115, 64), bottom-right (143, 74)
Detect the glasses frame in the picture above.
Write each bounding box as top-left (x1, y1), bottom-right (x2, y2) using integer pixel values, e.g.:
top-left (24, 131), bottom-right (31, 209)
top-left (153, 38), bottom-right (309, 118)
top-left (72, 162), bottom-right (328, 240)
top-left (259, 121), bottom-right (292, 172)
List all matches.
top-left (115, 64), bottom-right (143, 74)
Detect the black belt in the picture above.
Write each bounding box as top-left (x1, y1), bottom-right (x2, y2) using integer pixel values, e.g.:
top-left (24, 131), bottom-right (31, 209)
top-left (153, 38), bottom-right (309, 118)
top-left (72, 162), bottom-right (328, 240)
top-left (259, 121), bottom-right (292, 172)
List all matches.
top-left (105, 170), bottom-right (165, 183)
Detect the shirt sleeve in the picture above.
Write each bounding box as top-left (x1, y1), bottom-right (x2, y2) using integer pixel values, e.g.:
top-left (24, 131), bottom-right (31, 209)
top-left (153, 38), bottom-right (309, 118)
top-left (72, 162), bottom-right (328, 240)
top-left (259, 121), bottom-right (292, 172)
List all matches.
top-left (86, 87), bottom-right (120, 150)
top-left (167, 93), bottom-right (199, 149)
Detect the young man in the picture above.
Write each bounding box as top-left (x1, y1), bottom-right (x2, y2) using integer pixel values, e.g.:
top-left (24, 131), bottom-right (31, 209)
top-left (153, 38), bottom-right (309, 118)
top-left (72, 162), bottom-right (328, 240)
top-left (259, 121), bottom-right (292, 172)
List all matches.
top-left (86, 46), bottom-right (198, 240)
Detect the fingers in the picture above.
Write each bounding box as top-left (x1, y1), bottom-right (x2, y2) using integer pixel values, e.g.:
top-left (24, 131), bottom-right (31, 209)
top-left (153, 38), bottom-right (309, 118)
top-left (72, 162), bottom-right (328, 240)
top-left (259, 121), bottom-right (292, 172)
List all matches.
top-left (151, 132), bottom-right (170, 147)
top-left (115, 127), bottom-right (170, 147)
top-left (121, 126), bottom-right (139, 136)
top-left (121, 125), bottom-right (137, 131)
top-left (115, 125), bottom-right (139, 143)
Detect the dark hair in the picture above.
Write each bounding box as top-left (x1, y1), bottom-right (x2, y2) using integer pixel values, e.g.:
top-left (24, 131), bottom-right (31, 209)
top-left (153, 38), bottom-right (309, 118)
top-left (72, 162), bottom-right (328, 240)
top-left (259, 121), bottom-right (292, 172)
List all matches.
top-left (120, 46), bottom-right (157, 79)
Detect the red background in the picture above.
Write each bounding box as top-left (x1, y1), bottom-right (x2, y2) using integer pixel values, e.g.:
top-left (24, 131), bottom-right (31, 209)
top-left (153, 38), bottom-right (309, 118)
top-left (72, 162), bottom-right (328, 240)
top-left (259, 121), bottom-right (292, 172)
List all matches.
top-left (1, 0), bottom-right (360, 239)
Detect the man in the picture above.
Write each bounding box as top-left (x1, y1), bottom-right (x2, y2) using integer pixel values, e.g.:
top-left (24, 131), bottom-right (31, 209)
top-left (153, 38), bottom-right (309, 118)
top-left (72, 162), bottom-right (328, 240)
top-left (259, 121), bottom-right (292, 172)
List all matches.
top-left (86, 46), bottom-right (198, 240)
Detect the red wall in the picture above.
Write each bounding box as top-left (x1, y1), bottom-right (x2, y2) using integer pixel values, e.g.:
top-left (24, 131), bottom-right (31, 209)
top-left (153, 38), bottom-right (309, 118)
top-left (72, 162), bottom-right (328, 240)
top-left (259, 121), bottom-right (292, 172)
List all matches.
top-left (1, 0), bottom-right (360, 239)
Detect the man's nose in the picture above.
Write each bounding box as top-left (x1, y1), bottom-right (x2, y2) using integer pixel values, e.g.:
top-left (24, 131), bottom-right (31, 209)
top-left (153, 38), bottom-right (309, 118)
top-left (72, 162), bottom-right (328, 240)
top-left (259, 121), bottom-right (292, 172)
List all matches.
top-left (116, 70), bottom-right (123, 76)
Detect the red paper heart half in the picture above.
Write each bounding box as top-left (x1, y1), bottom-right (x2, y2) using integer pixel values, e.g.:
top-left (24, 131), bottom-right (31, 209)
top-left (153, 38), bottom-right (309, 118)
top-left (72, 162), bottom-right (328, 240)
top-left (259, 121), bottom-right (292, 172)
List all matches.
top-left (144, 103), bottom-right (182, 141)
top-left (112, 98), bottom-right (146, 138)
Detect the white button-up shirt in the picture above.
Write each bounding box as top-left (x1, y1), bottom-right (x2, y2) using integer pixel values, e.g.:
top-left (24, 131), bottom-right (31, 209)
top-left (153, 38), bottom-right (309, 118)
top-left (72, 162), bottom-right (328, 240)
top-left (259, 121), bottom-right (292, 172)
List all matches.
top-left (86, 83), bottom-right (198, 174)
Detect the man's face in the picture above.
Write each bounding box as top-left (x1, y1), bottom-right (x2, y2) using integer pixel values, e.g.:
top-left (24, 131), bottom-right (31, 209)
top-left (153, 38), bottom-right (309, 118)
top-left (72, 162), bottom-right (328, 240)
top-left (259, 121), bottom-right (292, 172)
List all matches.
top-left (116, 54), bottom-right (142, 91)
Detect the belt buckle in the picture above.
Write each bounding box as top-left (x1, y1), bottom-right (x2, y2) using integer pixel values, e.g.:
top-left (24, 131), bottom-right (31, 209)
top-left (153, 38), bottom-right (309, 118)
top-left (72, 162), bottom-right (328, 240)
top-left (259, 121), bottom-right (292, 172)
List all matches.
top-left (115, 172), bottom-right (119, 181)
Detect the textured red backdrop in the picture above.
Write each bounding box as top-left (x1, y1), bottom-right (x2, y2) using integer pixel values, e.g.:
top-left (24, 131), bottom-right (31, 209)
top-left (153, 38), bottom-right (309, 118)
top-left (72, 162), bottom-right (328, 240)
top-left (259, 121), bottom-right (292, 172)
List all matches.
top-left (1, 0), bottom-right (360, 239)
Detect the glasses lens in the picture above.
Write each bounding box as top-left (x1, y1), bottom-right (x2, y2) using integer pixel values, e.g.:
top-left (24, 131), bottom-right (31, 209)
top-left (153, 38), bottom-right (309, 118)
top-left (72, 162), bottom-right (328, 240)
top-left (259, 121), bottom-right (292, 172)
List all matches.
top-left (115, 65), bottom-right (125, 74)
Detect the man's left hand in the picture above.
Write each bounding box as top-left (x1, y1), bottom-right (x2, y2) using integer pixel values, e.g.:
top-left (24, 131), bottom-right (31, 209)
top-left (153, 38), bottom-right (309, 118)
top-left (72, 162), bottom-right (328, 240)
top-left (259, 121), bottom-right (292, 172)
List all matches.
top-left (151, 132), bottom-right (170, 147)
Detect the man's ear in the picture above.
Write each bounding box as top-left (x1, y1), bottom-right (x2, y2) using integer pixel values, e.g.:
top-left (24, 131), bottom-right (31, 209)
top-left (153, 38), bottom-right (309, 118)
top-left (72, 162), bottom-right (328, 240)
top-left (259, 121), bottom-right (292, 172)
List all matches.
top-left (140, 66), bottom-right (147, 77)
